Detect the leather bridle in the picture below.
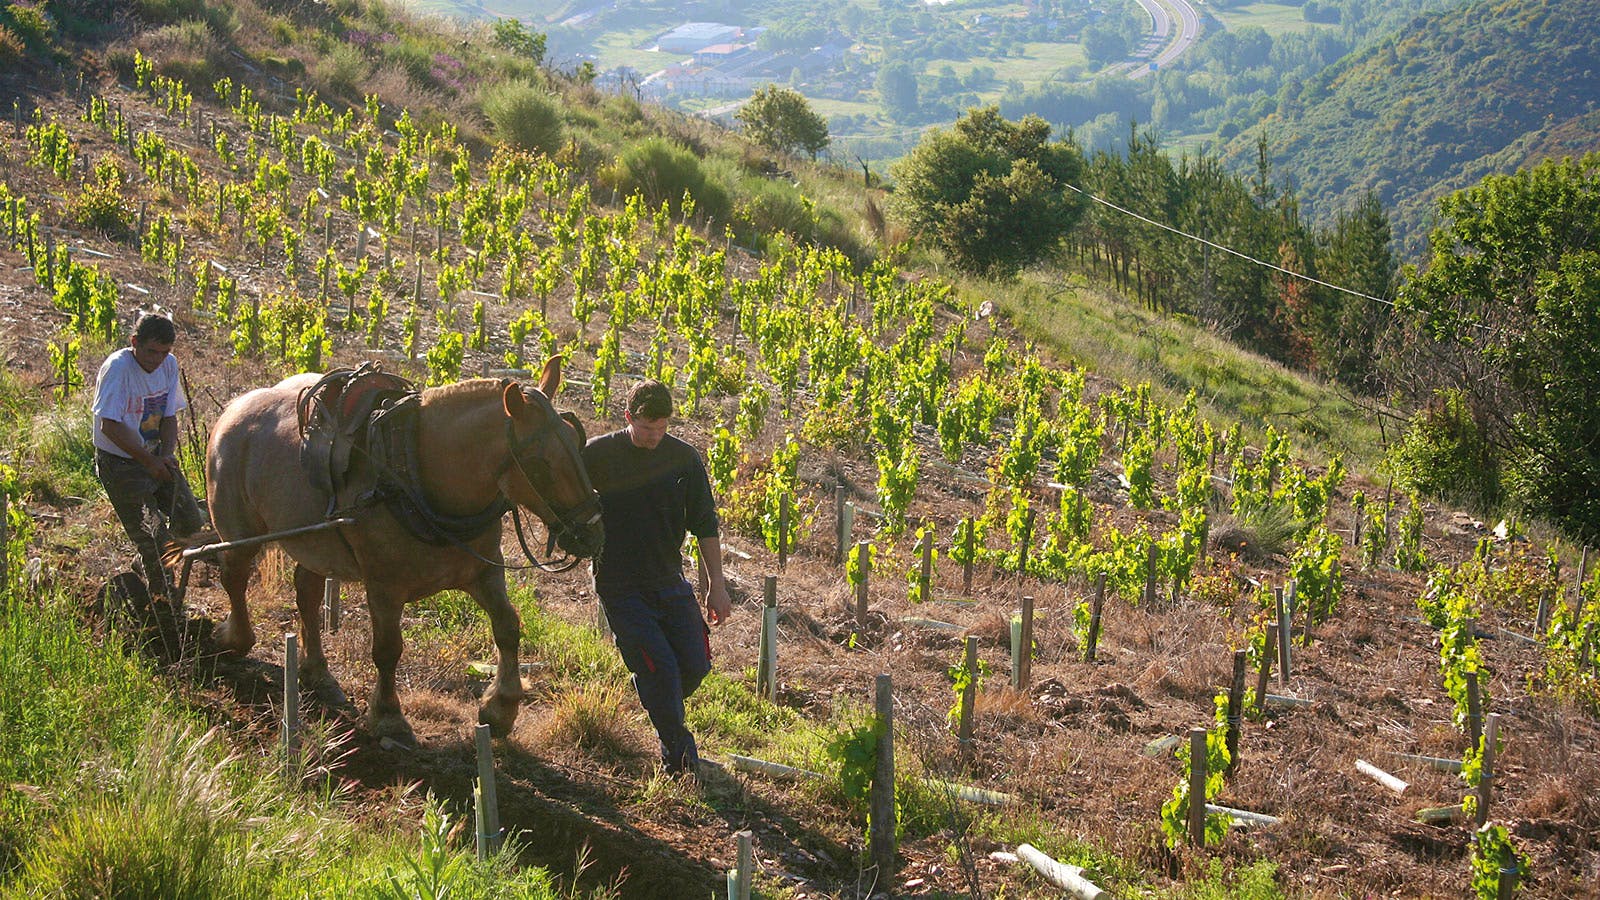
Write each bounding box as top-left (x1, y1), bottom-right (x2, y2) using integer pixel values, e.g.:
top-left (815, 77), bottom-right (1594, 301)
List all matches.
top-left (497, 386), bottom-right (603, 571)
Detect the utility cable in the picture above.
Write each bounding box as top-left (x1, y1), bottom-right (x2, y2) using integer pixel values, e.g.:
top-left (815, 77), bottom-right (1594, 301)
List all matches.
top-left (1060, 179), bottom-right (1402, 311)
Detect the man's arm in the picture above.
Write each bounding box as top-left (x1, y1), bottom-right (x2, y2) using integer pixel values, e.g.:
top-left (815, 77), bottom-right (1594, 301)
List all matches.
top-left (98, 418), bottom-right (174, 481)
top-left (696, 534), bottom-right (732, 626)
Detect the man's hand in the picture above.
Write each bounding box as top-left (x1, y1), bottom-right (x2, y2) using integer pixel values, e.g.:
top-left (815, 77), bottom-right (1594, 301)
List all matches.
top-left (704, 576), bottom-right (732, 626)
top-left (141, 453), bottom-right (176, 482)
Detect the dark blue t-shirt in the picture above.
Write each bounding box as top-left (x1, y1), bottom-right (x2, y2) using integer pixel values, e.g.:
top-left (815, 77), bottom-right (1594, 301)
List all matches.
top-left (582, 429), bottom-right (719, 595)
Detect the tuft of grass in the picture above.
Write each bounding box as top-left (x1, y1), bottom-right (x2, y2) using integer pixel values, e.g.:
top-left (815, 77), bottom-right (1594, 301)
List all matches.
top-left (10, 723), bottom-right (295, 898)
top-left (0, 586), bottom-right (174, 872)
top-left (627, 770), bottom-right (712, 820)
top-left (514, 590), bottom-right (628, 688)
top-left (1167, 858), bottom-right (1284, 899)
top-left (684, 669), bottom-right (803, 755)
top-left (1226, 499), bottom-right (1303, 559)
top-left (540, 682), bottom-right (643, 762)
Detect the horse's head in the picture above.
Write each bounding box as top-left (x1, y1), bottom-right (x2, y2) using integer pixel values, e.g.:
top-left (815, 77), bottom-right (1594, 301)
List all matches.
top-left (499, 358), bottom-right (605, 560)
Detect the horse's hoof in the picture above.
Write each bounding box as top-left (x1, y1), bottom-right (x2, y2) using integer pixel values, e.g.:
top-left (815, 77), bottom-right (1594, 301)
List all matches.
top-left (211, 618), bottom-right (255, 657)
top-left (478, 697), bottom-right (521, 738)
top-left (305, 676), bottom-right (351, 711)
top-left (371, 716), bottom-right (417, 750)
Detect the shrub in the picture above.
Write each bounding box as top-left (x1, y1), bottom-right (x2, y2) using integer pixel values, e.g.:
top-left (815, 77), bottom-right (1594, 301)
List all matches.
top-left (132, 0), bottom-right (207, 24)
top-left (1390, 388), bottom-right (1500, 512)
top-left (311, 41), bottom-right (367, 99)
top-left (67, 181), bottom-right (133, 239)
top-left (6, 3), bottom-right (56, 47)
top-left (607, 137), bottom-right (731, 224)
top-left (0, 25), bottom-right (24, 62)
top-left (734, 177), bottom-right (817, 246)
top-left (381, 35), bottom-right (437, 88)
top-left (479, 79), bottom-right (564, 156)
top-left (137, 20), bottom-right (224, 85)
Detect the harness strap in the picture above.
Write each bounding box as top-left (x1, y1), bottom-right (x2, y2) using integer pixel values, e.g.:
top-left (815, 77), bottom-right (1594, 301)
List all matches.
top-left (365, 395), bottom-right (510, 547)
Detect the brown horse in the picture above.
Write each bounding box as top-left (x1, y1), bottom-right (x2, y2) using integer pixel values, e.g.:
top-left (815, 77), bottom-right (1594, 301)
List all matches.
top-left (204, 358), bottom-right (602, 744)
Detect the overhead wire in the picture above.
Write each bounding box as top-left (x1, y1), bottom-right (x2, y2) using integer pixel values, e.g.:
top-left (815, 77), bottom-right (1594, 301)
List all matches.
top-left (1059, 179), bottom-right (1403, 311)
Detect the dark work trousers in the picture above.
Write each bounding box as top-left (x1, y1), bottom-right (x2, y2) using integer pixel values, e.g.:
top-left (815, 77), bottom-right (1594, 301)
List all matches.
top-left (96, 449), bottom-right (205, 599)
top-left (599, 578), bottom-right (712, 772)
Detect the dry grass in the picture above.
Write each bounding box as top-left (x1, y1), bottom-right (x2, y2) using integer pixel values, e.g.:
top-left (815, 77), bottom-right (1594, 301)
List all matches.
top-left (533, 682), bottom-right (647, 764)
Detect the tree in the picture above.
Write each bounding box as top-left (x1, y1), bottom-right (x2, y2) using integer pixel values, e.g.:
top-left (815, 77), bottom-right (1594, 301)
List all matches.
top-left (1313, 191), bottom-right (1397, 389)
top-left (491, 18), bottom-right (546, 66)
top-left (890, 107), bottom-right (1086, 279)
top-left (736, 85), bottom-right (830, 159)
top-left (1398, 153), bottom-right (1600, 540)
top-left (876, 61), bottom-right (920, 122)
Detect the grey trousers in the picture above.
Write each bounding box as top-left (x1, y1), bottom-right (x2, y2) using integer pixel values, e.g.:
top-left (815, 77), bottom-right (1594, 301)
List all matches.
top-left (96, 450), bottom-right (205, 598)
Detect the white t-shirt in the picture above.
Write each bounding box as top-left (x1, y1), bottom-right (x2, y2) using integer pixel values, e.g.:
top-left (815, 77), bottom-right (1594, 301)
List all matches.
top-left (91, 347), bottom-right (187, 458)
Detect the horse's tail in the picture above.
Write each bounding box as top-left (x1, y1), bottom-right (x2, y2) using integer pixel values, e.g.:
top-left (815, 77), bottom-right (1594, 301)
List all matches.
top-left (161, 530), bottom-right (219, 569)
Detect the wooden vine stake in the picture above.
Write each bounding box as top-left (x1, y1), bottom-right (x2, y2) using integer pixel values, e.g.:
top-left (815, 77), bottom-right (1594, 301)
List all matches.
top-left (1142, 543), bottom-right (1159, 607)
top-left (1085, 574), bottom-right (1106, 662)
top-left (1017, 507), bottom-right (1036, 575)
top-left (869, 674), bottom-right (896, 887)
top-left (730, 830), bottom-right (754, 900)
top-left (1187, 727), bottom-right (1208, 847)
top-left (957, 635), bottom-right (978, 748)
top-left (1, 486), bottom-right (9, 590)
top-left (1225, 649), bottom-right (1246, 774)
top-left (1475, 713), bottom-right (1501, 828)
top-left (854, 541), bottom-right (871, 630)
top-left (323, 577), bottom-right (340, 633)
top-left (474, 723), bottom-right (502, 858)
top-left (1577, 547), bottom-right (1590, 621)
top-left (777, 493), bottom-right (790, 569)
top-left (757, 575), bottom-right (778, 701)
top-left (1255, 625), bottom-right (1277, 714)
top-left (918, 521), bottom-right (933, 601)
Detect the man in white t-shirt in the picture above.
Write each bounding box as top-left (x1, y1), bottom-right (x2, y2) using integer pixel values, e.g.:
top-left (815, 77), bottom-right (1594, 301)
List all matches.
top-left (92, 311), bottom-right (205, 600)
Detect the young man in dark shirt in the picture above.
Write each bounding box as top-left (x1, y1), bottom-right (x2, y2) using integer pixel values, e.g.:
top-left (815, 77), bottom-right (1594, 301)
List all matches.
top-left (582, 380), bottom-right (732, 776)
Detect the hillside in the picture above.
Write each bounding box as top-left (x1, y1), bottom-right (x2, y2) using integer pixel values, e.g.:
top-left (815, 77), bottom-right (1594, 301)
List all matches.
top-left (1221, 0), bottom-right (1600, 251)
top-left (1, 1), bottom-right (1599, 898)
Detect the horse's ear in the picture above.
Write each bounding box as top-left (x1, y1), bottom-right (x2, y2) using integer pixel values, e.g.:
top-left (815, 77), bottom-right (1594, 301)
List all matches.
top-left (502, 381), bottom-right (528, 419)
top-left (538, 356), bottom-right (564, 399)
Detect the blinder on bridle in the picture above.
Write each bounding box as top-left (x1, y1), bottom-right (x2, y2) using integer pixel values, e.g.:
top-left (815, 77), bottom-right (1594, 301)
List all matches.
top-left (500, 385), bottom-right (602, 569)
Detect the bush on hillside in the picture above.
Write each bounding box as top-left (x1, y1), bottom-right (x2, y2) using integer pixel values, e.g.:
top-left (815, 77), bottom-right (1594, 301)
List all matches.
top-left (311, 41), bottom-right (368, 100)
top-left (136, 19), bottom-right (225, 85)
top-left (132, 0), bottom-right (206, 24)
top-left (480, 80), bottom-right (564, 156)
top-left (1390, 388), bottom-right (1501, 512)
top-left (608, 138), bottom-right (731, 225)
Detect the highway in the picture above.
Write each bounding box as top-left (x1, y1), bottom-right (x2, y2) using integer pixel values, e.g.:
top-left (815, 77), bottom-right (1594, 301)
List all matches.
top-left (1119, 0), bottom-right (1203, 79)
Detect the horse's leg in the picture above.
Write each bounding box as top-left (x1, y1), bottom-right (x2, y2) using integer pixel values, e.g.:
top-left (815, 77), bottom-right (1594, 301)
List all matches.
top-left (292, 564), bottom-right (348, 707)
top-left (465, 566), bottom-right (524, 737)
top-left (366, 589), bottom-right (415, 745)
top-left (212, 544), bottom-right (259, 656)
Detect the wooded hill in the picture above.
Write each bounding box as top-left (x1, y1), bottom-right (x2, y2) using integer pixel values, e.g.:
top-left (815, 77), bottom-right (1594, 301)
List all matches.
top-left (1220, 0), bottom-right (1600, 253)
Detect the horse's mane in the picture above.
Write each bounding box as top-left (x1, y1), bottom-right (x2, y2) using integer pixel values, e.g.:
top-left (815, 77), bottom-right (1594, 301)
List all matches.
top-left (420, 378), bottom-right (513, 409)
